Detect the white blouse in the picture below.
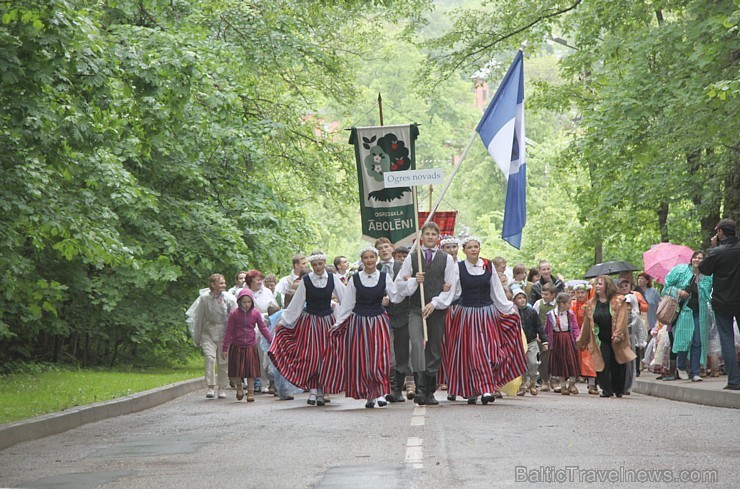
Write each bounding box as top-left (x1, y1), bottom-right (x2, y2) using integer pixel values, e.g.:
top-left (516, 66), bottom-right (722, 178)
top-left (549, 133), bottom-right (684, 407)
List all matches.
top-left (333, 270), bottom-right (402, 326)
top-left (395, 247), bottom-right (457, 309)
top-left (443, 258), bottom-right (516, 315)
top-left (278, 272), bottom-right (346, 327)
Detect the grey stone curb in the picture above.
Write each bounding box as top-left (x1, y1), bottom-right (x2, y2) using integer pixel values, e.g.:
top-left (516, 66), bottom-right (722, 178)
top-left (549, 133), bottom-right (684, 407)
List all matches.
top-left (633, 378), bottom-right (740, 409)
top-left (0, 377), bottom-right (204, 451)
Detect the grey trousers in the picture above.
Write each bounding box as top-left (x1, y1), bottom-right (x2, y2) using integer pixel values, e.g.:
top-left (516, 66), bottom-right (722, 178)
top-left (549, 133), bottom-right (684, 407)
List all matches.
top-left (523, 340), bottom-right (541, 385)
top-left (391, 321), bottom-right (412, 375)
top-left (408, 308), bottom-right (446, 374)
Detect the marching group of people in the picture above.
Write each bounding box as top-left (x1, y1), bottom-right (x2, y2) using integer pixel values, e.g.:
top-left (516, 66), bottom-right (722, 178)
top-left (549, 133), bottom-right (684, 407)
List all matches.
top-left (188, 218), bottom-right (740, 408)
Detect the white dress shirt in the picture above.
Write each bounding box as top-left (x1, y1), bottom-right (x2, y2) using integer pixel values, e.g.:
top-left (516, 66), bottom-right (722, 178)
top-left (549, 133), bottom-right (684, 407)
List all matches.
top-left (275, 272), bottom-right (300, 296)
top-left (251, 286), bottom-right (278, 315)
top-left (333, 270), bottom-right (402, 326)
top-left (441, 258), bottom-right (516, 314)
top-left (395, 247), bottom-right (457, 310)
top-left (278, 272), bottom-right (346, 327)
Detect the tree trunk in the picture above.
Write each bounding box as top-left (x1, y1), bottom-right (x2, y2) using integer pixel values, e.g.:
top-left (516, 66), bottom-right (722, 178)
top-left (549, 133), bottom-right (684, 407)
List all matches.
top-left (594, 238), bottom-right (603, 264)
top-left (725, 149), bottom-right (740, 224)
top-left (657, 202), bottom-right (669, 242)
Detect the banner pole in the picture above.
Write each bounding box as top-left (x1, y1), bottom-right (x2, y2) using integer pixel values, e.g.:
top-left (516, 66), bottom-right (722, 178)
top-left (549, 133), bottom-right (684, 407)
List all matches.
top-left (421, 131), bottom-right (478, 227)
top-left (378, 93), bottom-right (384, 126)
top-left (412, 185), bottom-right (429, 343)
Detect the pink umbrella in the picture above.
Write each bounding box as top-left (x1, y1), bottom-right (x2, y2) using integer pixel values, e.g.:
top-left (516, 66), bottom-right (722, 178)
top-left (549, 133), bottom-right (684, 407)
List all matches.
top-left (643, 242), bottom-right (695, 284)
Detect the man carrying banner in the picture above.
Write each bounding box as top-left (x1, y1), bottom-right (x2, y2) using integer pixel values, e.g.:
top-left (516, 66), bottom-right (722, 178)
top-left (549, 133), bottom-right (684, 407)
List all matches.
top-left (396, 221), bottom-right (456, 405)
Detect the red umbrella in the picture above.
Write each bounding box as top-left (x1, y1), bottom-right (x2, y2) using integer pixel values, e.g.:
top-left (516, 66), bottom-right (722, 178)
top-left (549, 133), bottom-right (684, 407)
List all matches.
top-left (643, 243), bottom-right (695, 284)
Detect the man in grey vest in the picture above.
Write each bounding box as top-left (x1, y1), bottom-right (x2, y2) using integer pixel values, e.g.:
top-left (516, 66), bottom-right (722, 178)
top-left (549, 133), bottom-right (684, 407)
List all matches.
top-left (396, 222), bottom-right (456, 405)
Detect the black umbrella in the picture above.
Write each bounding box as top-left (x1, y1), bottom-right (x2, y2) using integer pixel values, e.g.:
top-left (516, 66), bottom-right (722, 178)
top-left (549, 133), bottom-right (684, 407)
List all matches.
top-left (583, 260), bottom-right (639, 279)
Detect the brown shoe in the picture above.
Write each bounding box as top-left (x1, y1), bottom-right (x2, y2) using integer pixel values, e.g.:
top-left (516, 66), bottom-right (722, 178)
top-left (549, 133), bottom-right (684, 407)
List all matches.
top-left (236, 383), bottom-right (244, 401)
top-left (551, 380), bottom-right (561, 393)
top-left (568, 382), bottom-right (579, 395)
top-left (588, 387), bottom-right (599, 395)
top-left (561, 388), bottom-right (570, 395)
top-left (516, 386), bottom-right (526, 396)
top-left (529, 382), bottom-right (538, 396)
top-left (246, 389), bottom-right (255, 402)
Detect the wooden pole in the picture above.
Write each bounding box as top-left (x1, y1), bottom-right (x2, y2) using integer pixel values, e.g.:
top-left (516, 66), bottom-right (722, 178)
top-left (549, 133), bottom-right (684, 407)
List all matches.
top-left (412, 185), bottom-right (429, 343)
top-left (378, 93), bottom-right (384, 126)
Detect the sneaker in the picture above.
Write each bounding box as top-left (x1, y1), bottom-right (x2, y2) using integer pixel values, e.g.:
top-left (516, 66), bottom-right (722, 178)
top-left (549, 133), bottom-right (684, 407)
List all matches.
top-left (206, 388), bottom-right (215, 399)
top-left (676, 369), bottom-right (689, 380)
top-left (691, 375), bottom-right (703, 382)
top-left (217, 390), bottom-right (227, 399)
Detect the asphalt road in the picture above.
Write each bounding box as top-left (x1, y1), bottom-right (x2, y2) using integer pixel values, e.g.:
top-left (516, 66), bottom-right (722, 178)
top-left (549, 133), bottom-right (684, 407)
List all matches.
top-left (1, 387), bottom-right (738, 488)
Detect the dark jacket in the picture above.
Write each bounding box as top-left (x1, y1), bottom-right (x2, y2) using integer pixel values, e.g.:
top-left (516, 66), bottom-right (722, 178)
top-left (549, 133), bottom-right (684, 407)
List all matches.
top-left (519, 304), bottom-right (548, 344)
top-left (529, 276), bottom-right (565, 305)
top-left (699, 236), bottom-right (740, 314)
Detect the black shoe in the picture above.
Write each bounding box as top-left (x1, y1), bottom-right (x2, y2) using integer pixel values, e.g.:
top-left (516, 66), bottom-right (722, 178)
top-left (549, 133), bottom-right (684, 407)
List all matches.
top-left (307, 399), bottom-right (316, 406)
top-left (365, 400), bottom-right (375, 408)
top-left (615, 393), bottom-right (623, 398)
top-left (724, 384), bottom-right (740, 390)
top-left (447, 394), bottom-right (456, 401)
top-left (599, 392), bottom-right (612, 398)
top-left (467, 397), bottom-right (477, 405)
top-left (425, 393), bottom-right (439, 405)
top-left (385, 393), bottom-right (397, 403)
top-left (377, 398), bottom-right (388, 407)
top-left (316, 398), bottom-right (326, 407)
top-left (481, 394), bottom-right (495, 405)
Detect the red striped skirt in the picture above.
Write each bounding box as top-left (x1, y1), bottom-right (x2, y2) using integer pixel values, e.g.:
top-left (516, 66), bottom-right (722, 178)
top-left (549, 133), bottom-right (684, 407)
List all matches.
top-left (320, 312), bottom-right (391, 400)
top-left (268, 311), bottom-right (333, 390)
top-left (548, 331), bottom-right (581, 378)
top-left (441, 305), bottom-right (502, 398)
top-left (227, 344), bottom-right (261, 379)
top-left (493, 311), bottom-right (528, 387)
top-left (438, 303), bottom-right (461, 384)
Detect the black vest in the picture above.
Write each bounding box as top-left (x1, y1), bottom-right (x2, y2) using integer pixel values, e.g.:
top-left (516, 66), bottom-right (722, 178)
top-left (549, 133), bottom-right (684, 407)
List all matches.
top-left (352, 272), bottom-right (386, 317)
top-left (303, 273), bottom-right (335, 317)
top-left (458, 259), bottom-right (494, 307)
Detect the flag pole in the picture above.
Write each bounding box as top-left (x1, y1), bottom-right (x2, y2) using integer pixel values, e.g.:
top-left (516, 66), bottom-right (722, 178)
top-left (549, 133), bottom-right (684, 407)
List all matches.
top-left (421, 131), bottom-right (478, 227)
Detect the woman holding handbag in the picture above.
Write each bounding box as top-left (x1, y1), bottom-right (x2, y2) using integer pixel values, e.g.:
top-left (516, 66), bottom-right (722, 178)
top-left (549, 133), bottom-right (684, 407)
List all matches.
top-left (662, 251), bottom-right (713, 382)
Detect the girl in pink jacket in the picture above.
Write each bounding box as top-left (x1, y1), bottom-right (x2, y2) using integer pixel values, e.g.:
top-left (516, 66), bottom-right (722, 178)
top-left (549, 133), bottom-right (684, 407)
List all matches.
top-left (222, 289), bottom-right (274, 402)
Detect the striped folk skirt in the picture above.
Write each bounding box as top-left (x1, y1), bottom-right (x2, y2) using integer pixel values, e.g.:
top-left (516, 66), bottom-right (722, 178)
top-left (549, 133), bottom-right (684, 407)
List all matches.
top-left (548, 331), bottom-right (581, 378)
top-left (268, 311), bottom-right (333, 390)
top-left (320, 312), bottom-right (391, 400)
top-left (438, 303), bottom-right (461, 385)
top-left (493, 311), bottom-right (528, 387)
top-left (227, 344), bottom-right (261, 379)
top-left (441, 305), bottom-right (502, 398)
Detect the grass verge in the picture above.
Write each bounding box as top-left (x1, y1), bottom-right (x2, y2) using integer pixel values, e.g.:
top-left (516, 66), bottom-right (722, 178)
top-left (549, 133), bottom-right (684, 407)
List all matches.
top-left (0, 361), bottom-right (201, 425)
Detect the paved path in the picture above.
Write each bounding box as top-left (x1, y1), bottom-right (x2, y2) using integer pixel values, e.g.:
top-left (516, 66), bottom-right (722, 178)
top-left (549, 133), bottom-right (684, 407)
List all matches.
top-left (1, 385), bottom-right (738, 488)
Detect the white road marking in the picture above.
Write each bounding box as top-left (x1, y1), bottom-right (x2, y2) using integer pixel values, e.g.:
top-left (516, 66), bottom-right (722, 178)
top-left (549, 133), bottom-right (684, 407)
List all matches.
top-left (406, 408), bottom-right (426, 468)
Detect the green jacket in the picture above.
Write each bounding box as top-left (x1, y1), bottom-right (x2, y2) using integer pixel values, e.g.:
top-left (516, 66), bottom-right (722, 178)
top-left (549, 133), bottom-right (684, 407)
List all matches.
top-left (663, 264), bottom-right (713, 364)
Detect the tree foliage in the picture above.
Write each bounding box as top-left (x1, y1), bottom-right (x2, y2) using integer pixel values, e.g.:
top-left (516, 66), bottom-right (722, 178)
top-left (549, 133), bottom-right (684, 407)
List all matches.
top-left (0, 0), bottom-right (414, 366)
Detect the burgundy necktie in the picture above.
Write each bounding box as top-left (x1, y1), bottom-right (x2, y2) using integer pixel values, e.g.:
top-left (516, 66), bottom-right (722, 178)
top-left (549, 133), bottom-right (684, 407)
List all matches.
top-left (424, 248), bottom-right (433, 265)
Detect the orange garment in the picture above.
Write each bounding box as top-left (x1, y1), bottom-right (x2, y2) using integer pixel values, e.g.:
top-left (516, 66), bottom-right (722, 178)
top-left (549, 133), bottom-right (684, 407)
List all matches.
top-left (571, 299), bottom-right (588, 328)
top-left (633, 290), bottom-right (649, 313)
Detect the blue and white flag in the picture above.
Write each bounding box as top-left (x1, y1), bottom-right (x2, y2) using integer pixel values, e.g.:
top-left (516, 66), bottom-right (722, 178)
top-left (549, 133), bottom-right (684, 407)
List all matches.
top-left (476, 51), bottom-right (526, 249)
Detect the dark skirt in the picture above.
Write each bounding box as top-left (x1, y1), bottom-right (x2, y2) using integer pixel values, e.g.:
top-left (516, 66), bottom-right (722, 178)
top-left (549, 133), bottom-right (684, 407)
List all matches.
top-left (227, 344), bottom-right (261, 379)
top-left (548, 331), bottom-right (581, 378)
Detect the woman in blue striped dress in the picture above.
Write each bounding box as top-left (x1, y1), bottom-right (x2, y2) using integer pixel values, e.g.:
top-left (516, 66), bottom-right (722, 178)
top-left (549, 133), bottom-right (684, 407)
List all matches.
top-left (440, 237), bottom-right (527, 404)
top-left (268, 251), bottom-right (346, 406)
top-left (321, 245), bottom-right (403, 408)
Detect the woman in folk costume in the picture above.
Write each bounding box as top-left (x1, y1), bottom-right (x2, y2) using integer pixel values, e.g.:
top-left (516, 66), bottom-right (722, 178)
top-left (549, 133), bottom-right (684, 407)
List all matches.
top-left (544, 292), bottom-right (581, 395)
top-left (577, 275), bottom-right (636, 397)
top-left (268, 251), bottom-right (346, 407)
top-left (662, 251), bottom-right (713, 382)
top-left (439, 235), bottom-right (460, 401)
top-left (321, 245), bottom-right (403, 408)
top-left (439, 236), bottom-right (527, 405)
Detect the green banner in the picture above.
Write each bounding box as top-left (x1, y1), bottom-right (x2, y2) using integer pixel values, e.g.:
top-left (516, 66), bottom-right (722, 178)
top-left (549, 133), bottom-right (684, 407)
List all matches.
top-left (350, 124), bottom-right (419, 246)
